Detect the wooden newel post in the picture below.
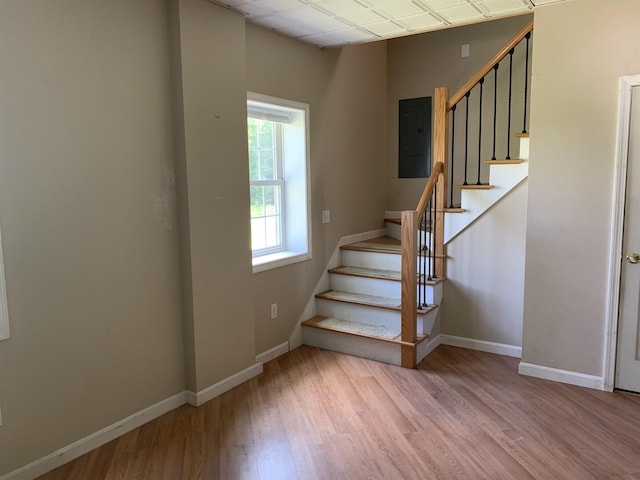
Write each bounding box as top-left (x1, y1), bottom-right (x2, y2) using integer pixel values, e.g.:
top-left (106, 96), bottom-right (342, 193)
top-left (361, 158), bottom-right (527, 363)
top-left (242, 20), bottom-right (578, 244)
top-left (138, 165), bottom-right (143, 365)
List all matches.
top-left (401, 210), bottom-right (418, 368)
top-left (433, 87), bottom-right (450, 278)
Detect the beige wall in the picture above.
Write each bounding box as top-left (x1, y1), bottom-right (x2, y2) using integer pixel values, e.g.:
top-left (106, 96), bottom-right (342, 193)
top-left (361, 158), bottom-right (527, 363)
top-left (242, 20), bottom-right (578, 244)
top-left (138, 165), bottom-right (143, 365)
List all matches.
top-left (386, 15), bottom-right (531, 341)
top-left (245, 26), bottom-right (389, 355)
top-left (443, 182), bottom-right (528, 346)
top-left (0, 0), bottom-right (185, 474)
top-left (175, 0), bottom-right (256, 392)
top-left (0, 2), bottom-right (389, 474)
top-left (386, 15), bottom-right (531, 211)
top-left (523, 0), bottom-right (640, 375)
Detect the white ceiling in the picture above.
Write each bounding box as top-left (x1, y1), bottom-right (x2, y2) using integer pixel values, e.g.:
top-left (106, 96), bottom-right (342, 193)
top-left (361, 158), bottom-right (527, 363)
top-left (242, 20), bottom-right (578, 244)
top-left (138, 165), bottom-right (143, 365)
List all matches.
top-left (210, 0), bottom-right (565, 48)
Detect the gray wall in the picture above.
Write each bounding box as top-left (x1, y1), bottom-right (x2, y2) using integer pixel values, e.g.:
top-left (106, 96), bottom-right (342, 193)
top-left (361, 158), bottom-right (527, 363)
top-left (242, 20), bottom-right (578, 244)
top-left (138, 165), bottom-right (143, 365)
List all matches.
top-left (0, 0), bottom-right (185, 474)
top-left (522, 0), bottom-right (640, 375)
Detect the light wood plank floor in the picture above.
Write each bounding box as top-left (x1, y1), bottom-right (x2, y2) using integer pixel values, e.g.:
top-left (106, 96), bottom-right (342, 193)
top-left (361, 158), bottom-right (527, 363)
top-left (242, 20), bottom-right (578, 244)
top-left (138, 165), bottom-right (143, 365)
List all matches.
top-left (39, 345), bottom-right (640, 479)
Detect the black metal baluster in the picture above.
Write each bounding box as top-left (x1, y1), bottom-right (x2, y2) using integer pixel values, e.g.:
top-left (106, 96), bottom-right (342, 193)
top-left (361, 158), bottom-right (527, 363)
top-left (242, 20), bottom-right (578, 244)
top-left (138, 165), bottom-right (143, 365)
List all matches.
top-left (492, 64), bottom-right (499, 160)
top-left (449, 105), bottom-right (456, 208)
top-left (477, 77), bottom-right (484, 185)
top-left (432, 182), bottom-right (438, 281)
top-left (426, 198), bottom-right (433, 285)
top-left (463, 92), bottom-right (470, 185)
top-left (522, 32), bottom-right (531, 134)
top-left (506, 48), bottom-right (514, 159)
top-left (421, 209), bottom-right (428, 308)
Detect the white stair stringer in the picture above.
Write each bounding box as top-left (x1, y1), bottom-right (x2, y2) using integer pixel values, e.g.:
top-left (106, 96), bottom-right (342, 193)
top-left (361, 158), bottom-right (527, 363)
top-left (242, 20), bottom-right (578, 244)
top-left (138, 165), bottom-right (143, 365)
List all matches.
top-left (444, 137), bottom-right (529, 244)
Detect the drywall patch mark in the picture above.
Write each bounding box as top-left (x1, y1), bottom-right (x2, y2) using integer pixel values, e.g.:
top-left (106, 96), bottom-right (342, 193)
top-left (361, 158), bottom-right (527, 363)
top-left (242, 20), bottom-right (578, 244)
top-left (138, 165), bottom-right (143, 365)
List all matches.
top-left (150, 167), bottom-right (177, 230)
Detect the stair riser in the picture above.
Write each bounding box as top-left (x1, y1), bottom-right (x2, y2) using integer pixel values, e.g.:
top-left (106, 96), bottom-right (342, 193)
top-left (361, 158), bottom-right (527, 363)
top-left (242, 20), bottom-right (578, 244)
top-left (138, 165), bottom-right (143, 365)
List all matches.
top-left (329, 273), bottom-right (401, 298)
top-left (316, 298), bottom-right (406, 330)
top-left (421, 282), bottom-right (443, 306)
top-left (303, 327), bottom-right (402, 366)
top-left (316, 298), bottom-right (437, 336)
top-left (329, 273), bottom-right (443, 305)
top-left (302, 308), bottom-right (437, 366)
top-left (341, 250), bottom-right (401, 270)
top-left (341, 250), bottom-right (437, 275)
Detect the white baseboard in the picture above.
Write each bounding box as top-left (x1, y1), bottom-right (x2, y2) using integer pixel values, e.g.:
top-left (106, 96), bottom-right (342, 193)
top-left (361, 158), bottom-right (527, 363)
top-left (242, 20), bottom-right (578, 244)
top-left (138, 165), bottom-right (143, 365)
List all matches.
top-left (440, 334), bottom-right (522, 358)
top-left (1, 391), bottom-right (188, 480)
top-left (186, 362), bottom-right (263, 407)
top-left (2, 360), bottom-right (267, 480)
top-left (518, 362), bottom-right (605, 391)
top-left (256, 342), bottom-right (289, 365)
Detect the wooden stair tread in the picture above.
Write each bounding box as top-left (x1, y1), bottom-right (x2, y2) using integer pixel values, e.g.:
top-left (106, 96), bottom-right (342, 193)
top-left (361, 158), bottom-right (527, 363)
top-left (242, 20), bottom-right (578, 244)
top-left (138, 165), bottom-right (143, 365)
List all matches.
top-left (316, 290), bottom-right (402, 310)
top-left (484, 159), bottom-right (525, 165)
top-left (457, 184), bottom-right (495, 190)
top-left (341, 236), bottom-right (401, 254)
top-left (438, 207), bottom-right (465, 213)
top-left (515, 132), bottom-right (529, 138)
top-left (316, 290), bottom-right (439, 314)
top-left (418, 275), bottom-right (447, 285)
top-left (329, 265), bottom-right (401, 281)
top-left (302, 315), bottom-right (429, 346)
top-left (328, 266), bottom-right (446, 286)
top-left (342, 236), bottom-right (444, 258)
top-left (418, 250), bottom-right (447, 259)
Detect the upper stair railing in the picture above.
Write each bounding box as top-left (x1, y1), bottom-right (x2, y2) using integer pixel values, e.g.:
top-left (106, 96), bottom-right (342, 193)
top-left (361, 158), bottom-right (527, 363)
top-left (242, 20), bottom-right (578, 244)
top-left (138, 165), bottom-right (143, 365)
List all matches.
top-left (399, 18), bottom-right (533, 369)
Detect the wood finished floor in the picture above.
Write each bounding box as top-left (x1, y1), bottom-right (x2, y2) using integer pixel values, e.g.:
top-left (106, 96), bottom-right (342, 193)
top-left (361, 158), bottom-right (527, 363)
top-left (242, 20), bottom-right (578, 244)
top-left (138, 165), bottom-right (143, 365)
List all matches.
top-left (39, 345), bottom-right (640, 480)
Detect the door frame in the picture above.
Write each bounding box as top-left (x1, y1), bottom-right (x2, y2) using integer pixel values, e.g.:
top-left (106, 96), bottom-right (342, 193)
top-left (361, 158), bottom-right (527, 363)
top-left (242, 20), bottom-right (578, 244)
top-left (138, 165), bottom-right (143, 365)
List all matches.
top-left (604, 74), bottom-right (640, 391)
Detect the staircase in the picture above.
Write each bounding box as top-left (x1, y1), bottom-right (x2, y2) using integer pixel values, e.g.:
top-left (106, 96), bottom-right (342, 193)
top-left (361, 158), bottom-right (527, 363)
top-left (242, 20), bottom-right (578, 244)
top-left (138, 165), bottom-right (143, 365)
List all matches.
top-left (301, 132), bottom-right (528, 366)
top-left (300, 19), bottom-right (533, 368)
top-left (302, 233), bottom-right (443, 366)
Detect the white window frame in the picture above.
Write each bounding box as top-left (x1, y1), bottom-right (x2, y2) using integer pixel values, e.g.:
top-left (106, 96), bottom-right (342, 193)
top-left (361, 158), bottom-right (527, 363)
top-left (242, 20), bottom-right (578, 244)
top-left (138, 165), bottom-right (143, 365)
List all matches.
top-left (247, 92), bottom-right (311, 273)
top-left (249, 119), bottom-right (285, 256)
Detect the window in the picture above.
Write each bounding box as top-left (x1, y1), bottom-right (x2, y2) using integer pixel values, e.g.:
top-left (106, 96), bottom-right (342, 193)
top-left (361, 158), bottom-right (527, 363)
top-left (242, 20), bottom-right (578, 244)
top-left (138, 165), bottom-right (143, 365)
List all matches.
top-left (247, 93), bottom-right (311, 272)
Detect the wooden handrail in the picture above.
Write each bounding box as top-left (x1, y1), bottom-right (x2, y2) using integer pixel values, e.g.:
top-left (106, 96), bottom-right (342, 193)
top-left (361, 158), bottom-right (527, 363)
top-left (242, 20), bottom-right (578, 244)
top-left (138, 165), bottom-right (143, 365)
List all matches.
top-left (415, 161), bottom-right (444, 217)
top-left (447, 18), bottom-right (533, 110)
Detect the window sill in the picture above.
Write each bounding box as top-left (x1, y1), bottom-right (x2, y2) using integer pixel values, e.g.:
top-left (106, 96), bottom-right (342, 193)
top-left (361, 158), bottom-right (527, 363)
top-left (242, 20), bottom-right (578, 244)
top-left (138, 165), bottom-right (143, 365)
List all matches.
top-left (252, 250), bottom-right (311, 273)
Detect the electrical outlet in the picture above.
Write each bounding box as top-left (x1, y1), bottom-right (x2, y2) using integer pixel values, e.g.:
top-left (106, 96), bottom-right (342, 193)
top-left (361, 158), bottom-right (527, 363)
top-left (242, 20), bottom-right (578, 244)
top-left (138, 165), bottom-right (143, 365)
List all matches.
top-left (322, 210), bottom-right (331, 224)
top-left (461, 43), bottom-right (470, 58)
top-left (270, 303), bottom-right (278, 319)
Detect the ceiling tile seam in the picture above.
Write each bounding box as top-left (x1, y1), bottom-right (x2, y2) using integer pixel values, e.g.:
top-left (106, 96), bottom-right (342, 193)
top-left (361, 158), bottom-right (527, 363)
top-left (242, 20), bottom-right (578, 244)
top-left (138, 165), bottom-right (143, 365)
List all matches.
top-left (301, 3), bottom-right (391, 38)
top-left (306, 3), bottom-right (361, 28)
top-left (412, 1), bottom-right (451, 26)
top-left (463, 0), bottom-right (489, 18)
top-left (360, 20), bottom-right (411, 36)
top-left (295, 23), bottom-right (381, 42)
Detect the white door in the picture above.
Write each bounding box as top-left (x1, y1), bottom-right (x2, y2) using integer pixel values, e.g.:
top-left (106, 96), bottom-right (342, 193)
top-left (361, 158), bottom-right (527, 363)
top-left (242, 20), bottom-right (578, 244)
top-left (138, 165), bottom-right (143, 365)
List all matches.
top-left (616, 85), bottom-right (640, 392)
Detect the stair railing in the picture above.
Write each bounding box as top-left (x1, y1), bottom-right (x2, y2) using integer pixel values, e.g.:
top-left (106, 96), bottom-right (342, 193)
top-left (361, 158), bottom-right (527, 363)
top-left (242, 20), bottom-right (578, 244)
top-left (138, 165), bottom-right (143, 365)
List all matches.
top-left (400, 161), bottom-right (443, 368)
top-left (399, 18), bottom-right (533, 369)
top-left (446, 19), bottom-right (533, 202)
